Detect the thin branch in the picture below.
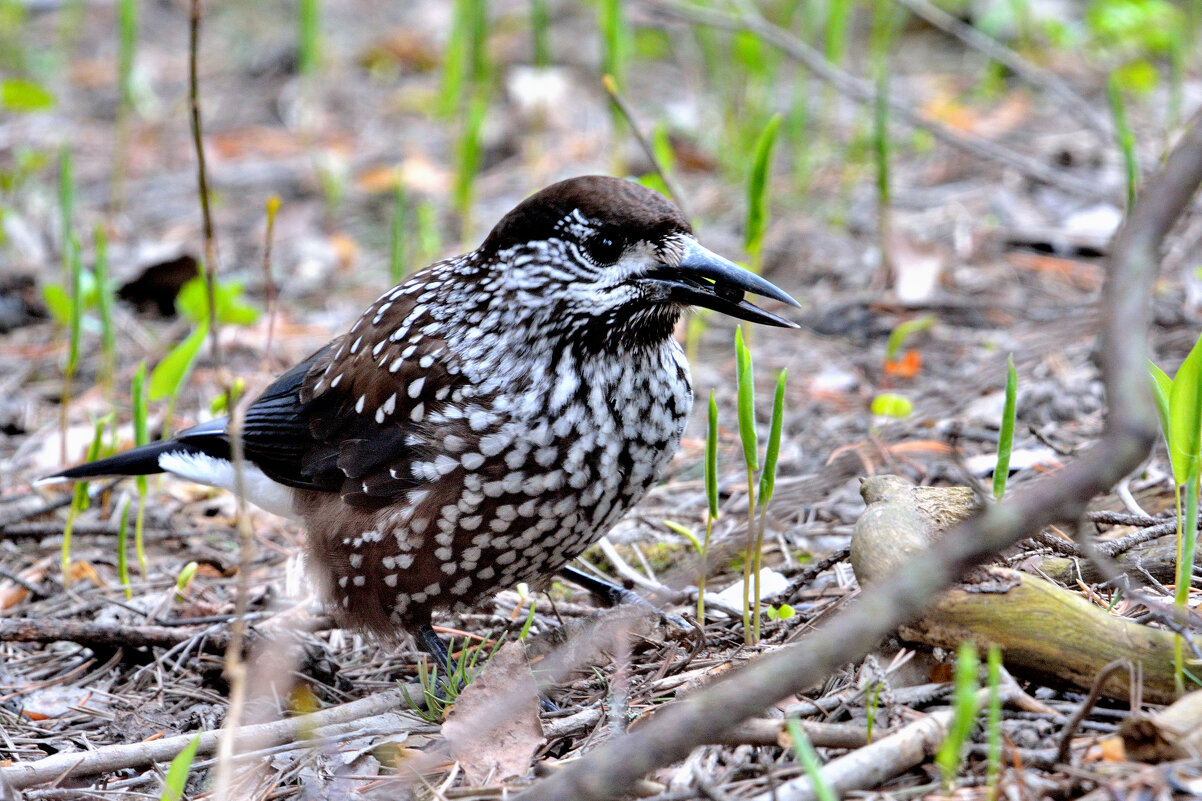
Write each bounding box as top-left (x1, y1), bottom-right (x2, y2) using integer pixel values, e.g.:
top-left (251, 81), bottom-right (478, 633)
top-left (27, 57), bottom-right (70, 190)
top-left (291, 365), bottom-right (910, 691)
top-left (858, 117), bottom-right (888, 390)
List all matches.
top-left (0, 686), bottom-right (425, 791)
top-left (188, 0), bottom-right (220, 367)
top-left (514, 111), bottom-right (1202, 801)
top-left (640, 0), bottom-right (1108, 199)
top-left (601, 75), bottom-right (690, 216)
top-left (890, 0), bottom-right (1111, 137)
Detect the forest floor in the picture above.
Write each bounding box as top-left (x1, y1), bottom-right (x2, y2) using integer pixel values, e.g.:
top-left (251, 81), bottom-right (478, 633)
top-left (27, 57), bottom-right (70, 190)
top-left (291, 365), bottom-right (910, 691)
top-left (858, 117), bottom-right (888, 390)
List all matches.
top-left (2, 0), bottom-right (1202, 799)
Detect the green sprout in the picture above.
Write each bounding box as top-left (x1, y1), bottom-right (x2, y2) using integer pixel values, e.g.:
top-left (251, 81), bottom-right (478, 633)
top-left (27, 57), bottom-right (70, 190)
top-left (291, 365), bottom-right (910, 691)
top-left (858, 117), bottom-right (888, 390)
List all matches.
top-left (298, 0), bottom-right (320, 77)
top-left (93, 226), bottom-right (117, 394)
top-left (159, 734), bottom-right (201, 801)
top-left (865, 679), bottom-right (883, 744)
top-left (734, 328), bottom-right (788, 644)
top-left (744, 114), bottom-right (782, 276)
top-left (785, 717), bottom-right (836, 801)
top-left (985, 645), bottom-right (1003, 801)
top-left (993, 355), bottom-right (1018, 500)
top-left (175, 561), bottom-right (199, 601)
top-left (935, 642), bottom-right (981, 789)
top-left (531, 0), bottom-right (550, 67)
top-left (131, 361), bottom-right (149, 576)
top-left (403, 634), bottom-right (504, 723)
top-left (870, 393), bottom-right (912, 418)
top-left (885, 315), bottom-right (935, 362)
top-left (1106, 72), bottom-right (1138, 211)
top-left (389, 181), bottom-right (410, 284)
top-left (116, 497), bottom-right (132, 598)
top-left (61, 415), bottom-right (112, 582)
top-left (702, 390), bottom-right (719, 621)
top-left (1149, 333), bottom-right (1202, 693)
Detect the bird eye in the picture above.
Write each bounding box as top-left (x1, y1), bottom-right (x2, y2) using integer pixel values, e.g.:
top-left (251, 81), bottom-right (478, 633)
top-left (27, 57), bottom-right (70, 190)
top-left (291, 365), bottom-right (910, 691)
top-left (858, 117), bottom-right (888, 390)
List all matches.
top-left (585, 234), bottom-right (624, 265)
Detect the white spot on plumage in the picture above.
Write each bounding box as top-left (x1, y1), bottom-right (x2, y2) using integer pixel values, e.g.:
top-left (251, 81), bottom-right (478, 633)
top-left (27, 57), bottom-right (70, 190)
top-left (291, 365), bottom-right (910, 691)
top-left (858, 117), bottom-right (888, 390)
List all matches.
top-left (408, 376), bottom-right (425, 398)
top-left (355, 394), bottom-right (366, 414)
top-left (410, 402), bottom-right (425, 422)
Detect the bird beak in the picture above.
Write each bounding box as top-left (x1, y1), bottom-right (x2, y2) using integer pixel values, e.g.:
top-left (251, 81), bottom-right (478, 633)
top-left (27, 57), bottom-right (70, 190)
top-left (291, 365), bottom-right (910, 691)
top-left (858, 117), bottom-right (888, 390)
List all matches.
top-left (647, 240), bottom-right (801, 328)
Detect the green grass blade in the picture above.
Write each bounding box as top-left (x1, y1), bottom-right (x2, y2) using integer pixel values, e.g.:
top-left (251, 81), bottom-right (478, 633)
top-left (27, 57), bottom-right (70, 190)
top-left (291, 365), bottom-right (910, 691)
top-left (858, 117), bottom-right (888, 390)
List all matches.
top-left (758, 369), bottom-right (787, 506)
top-left (116, 497), bottom-right (132, 598)
top-left (705, 390), bottom-right (719, 517)
top-left (93, 225), bottom-right (117, 390)
top-left (985, 645), bottom-right (1003, 801)
top-left (531, 0), bottom-right (550, 67)
top-left (160, 734), bottom-right (201, 801)
top-left (389, 181), bottom-right (409, 284)
top-left (735, 326), bottom-right (758, 473)
top-left (1149, 360), bottom-right (1173, 451)
top-left (1169, 334), bottom-right (1202, 487)
top-left (744, 113), bottom-right (782, 264)
top-left (1106, 72), bottom-right (1137, 211)
top-left (298, 0), bottom-right (319, 76)
top-left (1177, 462), bottom-right (1200, 692)
top-left (885, 315), bottom-right (935, 361)
top-left (784, 718), bottom-right (836, 801)
top-left (993, 354), bottom-right (1018, 501)
top-left (149, 322), bottom-right (208, 402)
top-left (936, 642), bottom-right (980, 789)
top-left (132, 361), bottom-right (149, 575)
top-left (58, 145), bottom-right (73, 267)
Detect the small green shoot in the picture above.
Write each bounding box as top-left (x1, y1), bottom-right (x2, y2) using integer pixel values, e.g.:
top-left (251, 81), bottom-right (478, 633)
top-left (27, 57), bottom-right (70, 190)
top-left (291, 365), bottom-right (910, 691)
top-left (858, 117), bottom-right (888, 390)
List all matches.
top-left (784, 718), bottom-right (836, 801)
top-left (149, 322), bottom-right (208, 403)
top-left (870, 393), bottom-right (912, 418)
top-left (389, 181), bottom-right (409, 284)
top-left (702, 390), bottom-right (719, 621)
top-left (531, 0), bottom-right (550, 67)
top-left (439, 0), bottom-right (487, 118)
top-left (865, 680), bottom-right (883, 744)
top-left (986, 645), bottom-right (1003, 801)
top-left (0, 78), bottom-right (54, 112)
top-left (298, 0), bottom-right (320, 77)
top-left (935, 642), bottom-right (981, 790)
top-left (993, 355), bottom-right (1018, 501)
top-left (175, 561), bottom-right (198, 601)
top-left (403, 634), bottom-right (503, 723)
top-left (454, 89), bottom-right (488, 237)
top-left (131, 361), bottom-right (149, 576)
top-left (765, 603), bottom-right (794, 620)
top-left (1149, 334), bottom-right (1202, 692)
top-left (59, 235), bottom-right (84, 464)
top-left (93, 226), bottom-right (117, 394)
top-left (111, 0), bottom-right (139, 208)
top-left (885, 316), bottom-right (935, 362)
top-left (734, 328), bottom-right (788, 644)
top-left (1106, 72), bottom-right (1137, 211)
top-left (116, 497), bottom-right (132, 598)
top-left (58, 146), bottom-right (73, 268)
top-left (176, 276), bottom-right (259, 327)
top-left (735, 326), bottom-right (758, 642)
top-left (160, 734), bottom-right (201, 801)
top-left (61, 415), bottom-right (109, 583)
top-left (753, 369), bottom-right (787, 643)
top-left (744, 114), bottom-right (782, 275)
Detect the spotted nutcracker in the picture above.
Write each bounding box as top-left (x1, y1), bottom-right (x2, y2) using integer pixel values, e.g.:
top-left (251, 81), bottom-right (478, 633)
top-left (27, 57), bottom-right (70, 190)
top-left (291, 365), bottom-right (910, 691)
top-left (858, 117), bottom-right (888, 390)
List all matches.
top-left (40, 176), bottom-right (801, 674)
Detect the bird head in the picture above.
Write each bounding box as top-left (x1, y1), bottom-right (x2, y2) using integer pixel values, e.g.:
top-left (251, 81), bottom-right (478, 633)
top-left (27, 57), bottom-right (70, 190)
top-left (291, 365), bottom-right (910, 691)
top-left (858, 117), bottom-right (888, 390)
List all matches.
top-left (478, 176), bottom-right (800, 350)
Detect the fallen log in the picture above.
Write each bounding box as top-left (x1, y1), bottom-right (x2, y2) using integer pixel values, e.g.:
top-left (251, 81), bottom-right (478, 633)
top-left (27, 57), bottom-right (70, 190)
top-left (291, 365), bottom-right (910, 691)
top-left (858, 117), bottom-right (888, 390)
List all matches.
top-left (852, 475), bottom-right (1190, 704)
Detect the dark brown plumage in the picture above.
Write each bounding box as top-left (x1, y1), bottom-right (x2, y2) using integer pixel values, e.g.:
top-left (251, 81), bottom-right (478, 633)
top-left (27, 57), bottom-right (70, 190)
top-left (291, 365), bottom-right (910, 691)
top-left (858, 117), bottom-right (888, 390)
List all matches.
top-left (41, 176), bottom-right (801, 673)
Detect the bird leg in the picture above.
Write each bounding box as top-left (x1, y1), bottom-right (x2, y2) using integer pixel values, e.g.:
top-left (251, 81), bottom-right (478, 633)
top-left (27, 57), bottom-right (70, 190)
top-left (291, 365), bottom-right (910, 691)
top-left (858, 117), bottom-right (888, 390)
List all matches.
top-left (415, 620), bottom-right (558, 712)
top-left (559, 565), bottom-right (654, 610)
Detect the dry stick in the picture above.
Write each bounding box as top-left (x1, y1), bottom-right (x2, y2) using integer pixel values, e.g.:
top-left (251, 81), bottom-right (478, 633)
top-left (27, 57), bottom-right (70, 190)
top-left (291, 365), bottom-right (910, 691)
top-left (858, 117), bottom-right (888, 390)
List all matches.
top-left (0, 618), bottom-right (230, 651)
top-left (1053, 658), bottom-right (1131, 765)
top-left (889, 0), bottom-right (1111, 137)
top-left (640, 0), bottom-right (1105, 199)
top-left (0, 685), bottom-right (424, 791)
top-left (513, 111), bottom-right (1202, 801)
top-left (600, 75), bottom-right (689, 217)
top-left (188, 0), bottom-right (219, 367)
top-left (748, 682), bottom-right (1020, 801)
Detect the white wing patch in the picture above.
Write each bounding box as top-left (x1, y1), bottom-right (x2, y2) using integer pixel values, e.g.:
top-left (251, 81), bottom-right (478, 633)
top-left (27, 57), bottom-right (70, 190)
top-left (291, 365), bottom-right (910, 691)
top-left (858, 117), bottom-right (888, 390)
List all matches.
top-left (158, 451), bottom-right (299, 520)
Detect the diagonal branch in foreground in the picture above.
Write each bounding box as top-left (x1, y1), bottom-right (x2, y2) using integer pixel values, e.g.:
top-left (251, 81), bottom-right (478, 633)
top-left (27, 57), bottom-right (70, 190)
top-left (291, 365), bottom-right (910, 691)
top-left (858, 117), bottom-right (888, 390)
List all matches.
top-left (640, 0), bottom-right (1107, 199)
top-left (515, 113), bottom-right (1202, 801)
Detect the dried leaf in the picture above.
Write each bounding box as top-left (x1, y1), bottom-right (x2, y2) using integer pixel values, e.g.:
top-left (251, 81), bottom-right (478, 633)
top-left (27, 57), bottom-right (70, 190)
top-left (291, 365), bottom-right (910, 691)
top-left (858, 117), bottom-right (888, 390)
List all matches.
top-left (442, 641), bottom-right (544, 785)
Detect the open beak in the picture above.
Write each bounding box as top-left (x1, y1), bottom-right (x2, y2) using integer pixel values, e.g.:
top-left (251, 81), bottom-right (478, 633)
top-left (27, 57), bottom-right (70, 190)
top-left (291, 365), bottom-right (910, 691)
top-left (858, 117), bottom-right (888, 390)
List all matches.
top-left (645, 240), bottom-right (801, 328)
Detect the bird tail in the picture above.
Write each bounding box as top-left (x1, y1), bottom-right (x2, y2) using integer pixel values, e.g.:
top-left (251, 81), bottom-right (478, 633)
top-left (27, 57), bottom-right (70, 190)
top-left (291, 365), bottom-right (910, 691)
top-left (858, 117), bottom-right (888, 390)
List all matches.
top-left (34, 441), bottom-right (197, 486)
